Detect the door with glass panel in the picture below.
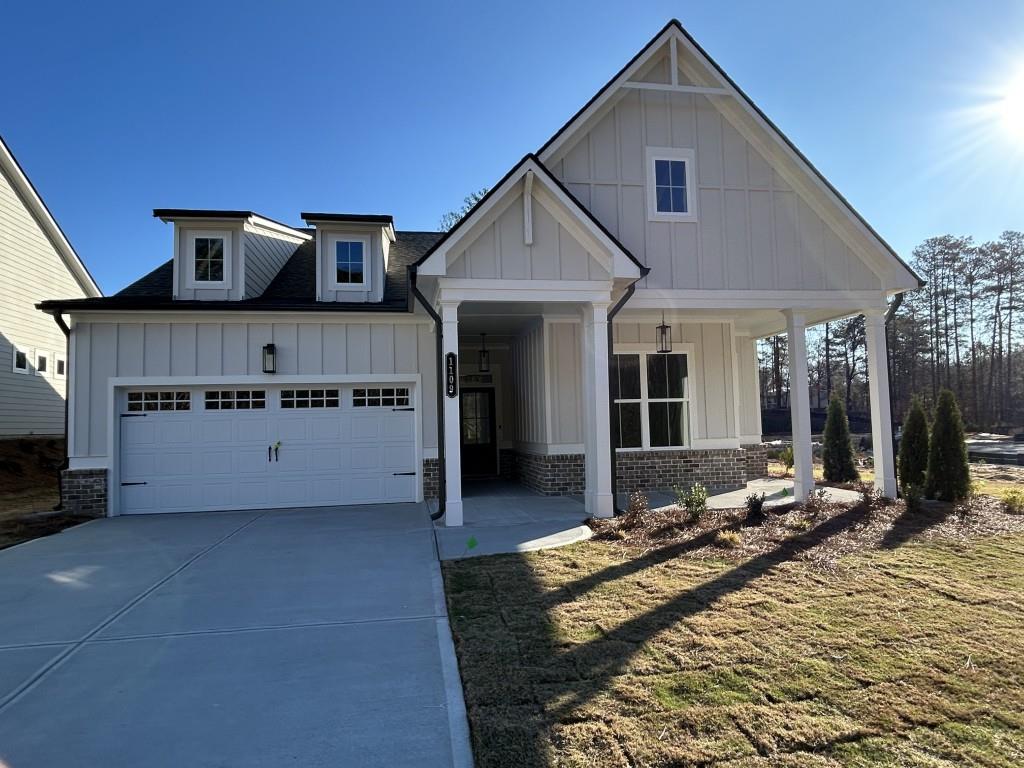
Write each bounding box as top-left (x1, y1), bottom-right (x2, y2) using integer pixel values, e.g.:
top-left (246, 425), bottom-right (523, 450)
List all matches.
top-left (460, 388), bottom-right (497, 477)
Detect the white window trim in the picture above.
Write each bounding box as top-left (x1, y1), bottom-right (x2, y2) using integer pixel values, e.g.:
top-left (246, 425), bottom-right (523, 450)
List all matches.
top-left (326, 233), bottom-right (371, 291)
top-left (612, 344), bottom-right (695, 451)
top-left (12, 345), bottom-right (31, 374)
top-left (34, 350), bottom-right (51, 377)
top-left (645, 147), bottom-right (696, 222)
top-left (55, 352), bottom-right (67, 380)
top-left (184, 229), bottom-right (233, 289)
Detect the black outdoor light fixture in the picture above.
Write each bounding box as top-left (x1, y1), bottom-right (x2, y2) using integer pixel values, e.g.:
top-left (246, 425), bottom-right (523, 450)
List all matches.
top-left (478, 333), bottom-right (490, 373)
top-left (262, 343), bottom-right (277, 374)
top-left (656, 311), bottom-right (672, 354)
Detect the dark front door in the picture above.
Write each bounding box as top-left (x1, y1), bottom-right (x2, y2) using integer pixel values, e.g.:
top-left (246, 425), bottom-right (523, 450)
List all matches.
top-left (460, 388), bottom-right (497, 477)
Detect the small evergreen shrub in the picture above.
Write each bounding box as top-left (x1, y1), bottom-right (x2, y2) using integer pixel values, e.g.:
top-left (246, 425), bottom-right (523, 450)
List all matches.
top-left (1002, 489), bottom-right (1024, 515)
top-left (822, 394), bottom-right (859, 483)
top-left (802, 487), bottom-right (831, 518)
top-left (745, 492), bottom-right (766, 518)
top-left (924, 389), bottom-right (971, 502)
top-left (675, 483), bottom-right (709, 523)
top-left (903, 483), bottom-right (924, 514)
top-left (898, 396), bottom-right (929, 492)
top-left (779, 445), bottom-right (795, 474)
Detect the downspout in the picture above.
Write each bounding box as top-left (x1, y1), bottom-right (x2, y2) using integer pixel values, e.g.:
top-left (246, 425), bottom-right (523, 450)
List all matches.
top-left (606, 269), bottom-right (649, 515)
top-left (48, 310), bottom-right (71, 511)
top-left (884, 293), bottom-right (904, 494)
top-left (409, 266), bottom-right (446, 521)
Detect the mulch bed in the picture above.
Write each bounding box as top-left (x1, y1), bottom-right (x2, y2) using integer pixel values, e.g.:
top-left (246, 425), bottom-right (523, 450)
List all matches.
top-left (0, 511), bottom-right (95, 550)
top-left (588, 492), bottom-right (1024, 571)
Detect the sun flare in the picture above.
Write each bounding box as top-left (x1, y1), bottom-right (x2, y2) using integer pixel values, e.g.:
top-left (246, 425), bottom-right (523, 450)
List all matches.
top-left (999, 70), bottom-right (1024, 141)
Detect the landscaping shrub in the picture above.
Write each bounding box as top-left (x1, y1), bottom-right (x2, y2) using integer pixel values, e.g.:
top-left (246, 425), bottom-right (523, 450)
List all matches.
top-left (903, 483), bottom-right (924, 514)
top-left (898, 396), bottom-right (929, 492)
top-left (822, 394), bottom-right (859, 483)
top-left (924, 389), bottom-right (971, 502)
top-left (745, 492), bottom-right (766, 518)
top-left (675, 483), bottom-right (708, 522)
top-left (1002, 489), bottom-right (1024, 515)
top-left (620, 490), bottom-right (649, 530)
top-left (714, 530), bottom-right (742, 549)
top-left (779, 445), bottom-right (794, 474)
top-left (802, 487), bottom-right (831, 518)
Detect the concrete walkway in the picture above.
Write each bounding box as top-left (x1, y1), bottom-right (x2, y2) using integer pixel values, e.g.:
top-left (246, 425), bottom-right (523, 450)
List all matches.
top-left (0, 505), bottom-right (472, 768)
top-left (639, 478), bottom-right (863, 511)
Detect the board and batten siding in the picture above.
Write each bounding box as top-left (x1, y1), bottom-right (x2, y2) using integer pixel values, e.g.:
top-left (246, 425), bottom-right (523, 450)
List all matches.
top-left (447, 192), bottom-right (609, 281)
top-left (735, 334), bottom-right (762, 441)
top-left (509, 322), bottom-right (548, 450)
top-left (546, 321), bottom-right (583, 446)
top-left (548, 88), bottom-right (882, 293)
top-left (69, 319), bottom-right (437, 458)
top-left (0, 167), bottom-right (88, 436)
top-left (243, 227), bottom-right (304, 298)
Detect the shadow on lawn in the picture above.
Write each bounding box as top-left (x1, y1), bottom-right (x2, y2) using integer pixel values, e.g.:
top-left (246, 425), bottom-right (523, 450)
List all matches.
top-left (878, 502), bottom-right (955, 550)
top-left (457, 502), bottom-right (873, 767)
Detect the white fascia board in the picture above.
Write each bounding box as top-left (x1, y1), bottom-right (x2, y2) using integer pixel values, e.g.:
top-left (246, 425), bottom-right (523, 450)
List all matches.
top-left (245, 216), bottom-right (312, 241)
top-left (437, 279), bottom-right (613, 305)
top-left (0, 137), bottom-right (101, 297)
top-left (66, 310), bottom-right (432, 325)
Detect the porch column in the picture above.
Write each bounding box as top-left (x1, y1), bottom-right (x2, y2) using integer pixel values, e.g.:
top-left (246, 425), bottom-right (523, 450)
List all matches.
top-left (784, 310), bottom-right (814, 499)
top-left (581, 302), bottom-right (614, 518)
top-left (864, 308), bottom-right (897, 497)
top-left (441, 301), bottom-right (463, 526)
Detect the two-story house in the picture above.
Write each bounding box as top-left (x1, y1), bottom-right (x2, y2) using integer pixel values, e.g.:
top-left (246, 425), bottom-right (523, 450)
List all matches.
top-left (39, 20), bottom-right (920, 524)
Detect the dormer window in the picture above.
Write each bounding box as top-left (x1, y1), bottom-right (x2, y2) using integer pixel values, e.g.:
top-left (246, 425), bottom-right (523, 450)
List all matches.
top-left (646, 147), bottom-right (695, 221)
top-left (327, 234), bottom-right (370, 290)
top-left (184, 230), bottom-right (232, 288)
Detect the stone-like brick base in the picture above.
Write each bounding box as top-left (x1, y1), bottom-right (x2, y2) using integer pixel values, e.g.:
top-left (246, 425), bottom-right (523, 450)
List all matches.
top-left (60, 468), bottom-right (108, 517)
top-left (422, 458), bottom-right (440, 501)
top-left (741, 443), bottom-right (769, 480)
top-left (510, 451), bottom-right (585, 495)
top-left (615, 449), bottom-right (747, 494)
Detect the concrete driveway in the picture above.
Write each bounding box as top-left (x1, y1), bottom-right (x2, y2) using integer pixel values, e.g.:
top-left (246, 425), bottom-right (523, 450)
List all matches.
top-left (0, 505), bottom-right (471, 768)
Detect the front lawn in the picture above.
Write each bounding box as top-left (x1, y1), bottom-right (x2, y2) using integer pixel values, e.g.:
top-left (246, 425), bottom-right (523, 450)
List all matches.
top-left (444, 496), bottom-right (1024, 767)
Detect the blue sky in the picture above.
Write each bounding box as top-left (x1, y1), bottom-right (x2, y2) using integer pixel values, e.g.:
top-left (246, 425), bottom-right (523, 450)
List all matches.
top-left (3, 0), bottom-right (1023, 293)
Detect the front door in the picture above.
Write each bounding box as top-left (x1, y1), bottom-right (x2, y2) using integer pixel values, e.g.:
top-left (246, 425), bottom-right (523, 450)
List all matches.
top-left (460, 388), bottom-right (497, 477)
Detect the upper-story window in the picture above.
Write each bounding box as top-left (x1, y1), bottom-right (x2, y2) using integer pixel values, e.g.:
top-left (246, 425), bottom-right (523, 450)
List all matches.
top-left (185, 230), bottom-right (232, 288)
top-left (646, 147), bottom-right (695, 221)
top-left (328, 234), bottom-right (370, 290)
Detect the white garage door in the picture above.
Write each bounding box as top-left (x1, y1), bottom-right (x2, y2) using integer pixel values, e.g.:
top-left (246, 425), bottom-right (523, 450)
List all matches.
top-left (118, 384), bottom-right (417, 514)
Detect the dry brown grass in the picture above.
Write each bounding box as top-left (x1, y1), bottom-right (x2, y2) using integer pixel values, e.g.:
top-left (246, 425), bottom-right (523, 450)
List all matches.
top-left (445, 498), bottom-right (1024, 767)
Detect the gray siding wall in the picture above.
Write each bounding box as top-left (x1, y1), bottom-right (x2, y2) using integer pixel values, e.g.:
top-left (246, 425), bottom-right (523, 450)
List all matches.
top-left (735, 334), bottom-right (762, 440)
top-left (447, 193), bottom-right (609, 280)
top-left (546, 321), bottom-right (583, 445)
top-left (69, 318), bottom-right (437, 458)
top-left (548, 89), bottom-right (882, 292)
top-left (243, 227), bottom-right (303, 298)
top-left (317, 228), bottom-right (386, 303)
top-left (0, 167), bottom-right (87, 436)
top-left (509, 322), bottom-right (547, 449)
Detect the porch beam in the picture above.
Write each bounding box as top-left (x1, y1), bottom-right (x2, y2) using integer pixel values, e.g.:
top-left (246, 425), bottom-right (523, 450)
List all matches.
top-left (621, 82), bottom-right (730, 96)
top-left (864, 308), bottom-right (897, 497)
top-left (440, 301), bottom-right (463, 526)
top-left (784, 310), bottom-right (814, 499)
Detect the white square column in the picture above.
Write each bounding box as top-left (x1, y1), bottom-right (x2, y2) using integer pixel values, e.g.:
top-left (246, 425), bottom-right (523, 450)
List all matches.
top-left (581, 302), bottom-right (614, 518)
top-left (440, 301), bottom-right (463, 526)
top-left (864, 308), bottom-right (897, 497)
top-left (784, 310), bottom-right (814, 499)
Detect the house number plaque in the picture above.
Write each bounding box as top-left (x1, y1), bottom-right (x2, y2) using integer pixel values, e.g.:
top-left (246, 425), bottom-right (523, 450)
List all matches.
top-left (445, 353), bottom-right (458, 398)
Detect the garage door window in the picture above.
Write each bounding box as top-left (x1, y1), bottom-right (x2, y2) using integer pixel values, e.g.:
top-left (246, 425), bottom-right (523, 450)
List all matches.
top-left (127, 391), bottom-right (191, 412)
top-left (280, 388), bottom-right (340, 409)
top-left (205, 390), bottom-right (266, 410)
top-left (353, 387), bottom-right (410, 407)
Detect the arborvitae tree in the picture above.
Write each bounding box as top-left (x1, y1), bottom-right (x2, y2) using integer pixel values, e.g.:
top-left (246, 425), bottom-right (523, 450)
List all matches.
top-left (925, 389), bottom-right (971, 501)
top-left (898, 396), bottom-right (929, 491)
top-left (822, 393), bottom-right (859, 483)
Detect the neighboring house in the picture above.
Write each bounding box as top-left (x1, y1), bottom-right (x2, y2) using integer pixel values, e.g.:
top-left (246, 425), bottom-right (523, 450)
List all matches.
top-left (1, 135), bottom-right (100, 437)
top-left (39, 20), bottom-right (920, 523)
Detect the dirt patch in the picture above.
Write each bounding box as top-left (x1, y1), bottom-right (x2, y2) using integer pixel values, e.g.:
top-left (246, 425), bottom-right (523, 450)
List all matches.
top-left (0, 437), bottom-right (73, 547)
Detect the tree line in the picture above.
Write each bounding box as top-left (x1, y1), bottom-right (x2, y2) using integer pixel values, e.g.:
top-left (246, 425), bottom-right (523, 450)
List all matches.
top-left (759, 230), bottom-right (1023, 431)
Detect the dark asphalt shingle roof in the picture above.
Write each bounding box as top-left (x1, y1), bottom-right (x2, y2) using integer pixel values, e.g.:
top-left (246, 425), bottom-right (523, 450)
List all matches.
top-left (40, 230), bottom-right (443, 312)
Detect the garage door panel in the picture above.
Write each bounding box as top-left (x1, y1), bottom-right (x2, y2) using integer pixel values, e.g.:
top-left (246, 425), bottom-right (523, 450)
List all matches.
top-left (120, 386), bottom-right (417, 514)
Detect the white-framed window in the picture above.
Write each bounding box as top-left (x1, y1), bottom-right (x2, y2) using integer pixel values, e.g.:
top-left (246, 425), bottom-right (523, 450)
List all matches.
top-left (12, 345), bottom-right (31, 374)
top-left (126, 391), bottom-right (192, 412)
top-left (611, 351), bottom-right (691, 449)
top-left (327, 234), bottom-right (370, 290)
top-left (280, 388), bottom-right (340, 409)
top-left (55, 354), bottom-right (67, 379)
top-left (353, 387), bottom-right (410, 407)
top-left (645, 147), bottom-right (695, 221)
top-left (205, 390), bottom-right (266, 410)
top-left (185, 230), bottom-right (232, 288)
top-left (34, 350), bottom-right (50, 377)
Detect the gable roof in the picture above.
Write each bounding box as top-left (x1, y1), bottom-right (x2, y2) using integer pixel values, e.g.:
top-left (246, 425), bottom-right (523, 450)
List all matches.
top-left (0, 134), bottom-right (101, 297)
top-left (537, 19), bottom-right (923, 289)
top-left (411, 153), bottom-right (649, 279)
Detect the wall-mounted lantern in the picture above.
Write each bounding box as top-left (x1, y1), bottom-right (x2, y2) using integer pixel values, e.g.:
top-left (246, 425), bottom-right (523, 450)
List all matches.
top-left (262, 343), bottom-right (277, 374)
top-left (656, 312), bottom-right (672, 354)
top-left (478, 333), bottom-right (490, 373)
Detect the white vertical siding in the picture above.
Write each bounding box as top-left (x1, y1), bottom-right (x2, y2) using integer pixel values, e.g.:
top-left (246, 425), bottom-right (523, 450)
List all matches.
top-left (509, 322), bottom-right (547, 448)
top-left (0, 166), bottom-right (88, 435)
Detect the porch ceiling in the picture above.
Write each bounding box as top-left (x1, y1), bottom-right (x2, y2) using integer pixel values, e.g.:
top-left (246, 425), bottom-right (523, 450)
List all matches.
top-left (617, 306), bottom-right (867, 338)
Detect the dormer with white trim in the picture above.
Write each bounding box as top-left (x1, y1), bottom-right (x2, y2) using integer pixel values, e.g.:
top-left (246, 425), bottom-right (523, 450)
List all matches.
top-left (301, 213), bottom-right (395, 303)
top-left (155, 209), bottom-right (311, 301)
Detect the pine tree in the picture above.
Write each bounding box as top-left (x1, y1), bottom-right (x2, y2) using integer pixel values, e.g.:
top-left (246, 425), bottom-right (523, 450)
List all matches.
top-left (898, 396), bottom-right (929, 492)
top-left (822, 393), bottom-right (859, 483)
top-left (925, 389), bottom-right (971, 501)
